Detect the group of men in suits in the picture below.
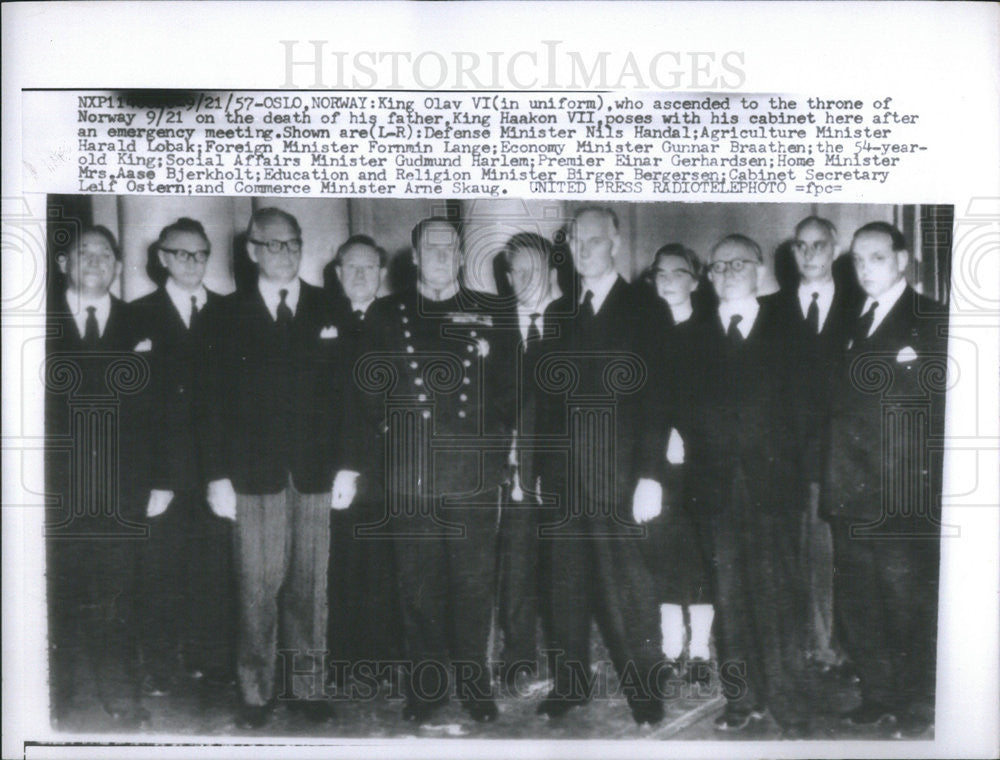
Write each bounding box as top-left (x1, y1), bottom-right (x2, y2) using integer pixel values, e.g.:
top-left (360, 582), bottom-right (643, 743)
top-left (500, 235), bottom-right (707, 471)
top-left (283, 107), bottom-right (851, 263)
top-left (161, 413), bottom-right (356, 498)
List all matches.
top-left (45, 204), bottom-right (945, 737)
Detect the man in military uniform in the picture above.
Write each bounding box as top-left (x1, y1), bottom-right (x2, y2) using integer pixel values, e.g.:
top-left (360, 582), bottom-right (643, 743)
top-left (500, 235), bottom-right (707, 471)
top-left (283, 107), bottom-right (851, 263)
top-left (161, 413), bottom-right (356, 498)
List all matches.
top-left (347, 216), bottom-right (516, 723)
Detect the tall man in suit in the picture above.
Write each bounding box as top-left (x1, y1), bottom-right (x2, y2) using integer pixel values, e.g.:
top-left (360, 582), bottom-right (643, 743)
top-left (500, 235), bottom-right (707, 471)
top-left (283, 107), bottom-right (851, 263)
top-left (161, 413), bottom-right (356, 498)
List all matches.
top-left (667, 234), bottom-right (812, 735)
top-left (780, 216), bottom-right (863, 670)
top-left (539, 206), bottom-right (666, 726)
top-left (825, 222), bottom-right (946, 738)
top-left (46, 225), bottom-right (147, 725)
top-left (129, 218), bottom-right (234, 695)
top-left (324, 235), bottom-right (404, 674)
top-left (348, 217), bottom-right (516, 723)
top-left (199, 208), bottom-right (354, 728)
top-left (494, 232), bottom-right (567, 689)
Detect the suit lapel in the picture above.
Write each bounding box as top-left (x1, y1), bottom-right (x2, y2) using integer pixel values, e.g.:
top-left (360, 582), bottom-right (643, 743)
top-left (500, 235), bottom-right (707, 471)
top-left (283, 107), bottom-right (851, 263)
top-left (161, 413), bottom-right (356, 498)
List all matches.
top-left (156, 287), bottom-right (189, 335)
top-left (866, 286), bottom-right (914, 347)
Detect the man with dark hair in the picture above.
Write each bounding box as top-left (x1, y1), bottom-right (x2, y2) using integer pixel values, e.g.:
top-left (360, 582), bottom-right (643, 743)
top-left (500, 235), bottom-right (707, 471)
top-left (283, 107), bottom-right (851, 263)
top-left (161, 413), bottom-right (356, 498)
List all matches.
top-left (539, 206), bottom-right (666, 726)
top-left (346, 217), bottom-right (516, 724)
top-left (774, 216), bottom-right (863, 673)
top-left (671, 233), bottom-right (813, 736)
top-left (322, 234), bottom-right (403, 676)
top-left (129, 218), bottom-right (235, 696)
top-left (322, 234), bottom-right (387, 300)
top-left (495, 231), bottom-right (565, 688)
top-left (825, 222), bottom-right (946, 738)
top-left (46, 225), bottom-right (148, 726)
top-left (198, 208), bottom-right (354, 728)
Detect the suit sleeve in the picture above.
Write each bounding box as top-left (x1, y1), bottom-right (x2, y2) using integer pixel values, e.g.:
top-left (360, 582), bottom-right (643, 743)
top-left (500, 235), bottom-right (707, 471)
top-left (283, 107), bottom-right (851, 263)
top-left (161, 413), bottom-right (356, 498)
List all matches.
top-left (336, 304), bottom-right (384, 477)
top-left (633, 300), bottom-right (670, 482)
top-left (193, 298), bottom-right (230, 483)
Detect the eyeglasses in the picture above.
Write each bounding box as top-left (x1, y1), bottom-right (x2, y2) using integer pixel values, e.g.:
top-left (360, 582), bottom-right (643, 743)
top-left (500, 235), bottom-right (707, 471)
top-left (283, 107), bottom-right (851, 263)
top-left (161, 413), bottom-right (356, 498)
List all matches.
top-left (654, 268), bottom-right (694, 282)
top-left (161, 247), bottom-right (209, 263)
top-left (249, 238), bottom-right (302, 254)
top-left (791, 239), bottom-right (833, 255)
top-left (708, 259), bottom-right (757, 274)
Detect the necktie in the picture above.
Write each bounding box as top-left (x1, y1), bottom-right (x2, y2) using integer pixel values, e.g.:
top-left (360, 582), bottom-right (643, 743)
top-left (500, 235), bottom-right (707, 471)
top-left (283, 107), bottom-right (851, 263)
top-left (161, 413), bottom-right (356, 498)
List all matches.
top-left (83, 305), bottom-right (99, 347)
top-left (276, 288), bottom-right (293, 326)
top-left (855, 301), bottom-right (878, 344)
top-left (189, 295), bottom-right (199, 328)
top-left (806, 292), bottom-right (820, 334)
top-left (726, 313), bottom-right (744, 345)
top-left (526, 312), bottom-right (541, 345)
top-left (354, 309), bottom-right (364, 322)
top-left (581, 290), bottom-right (594, 319)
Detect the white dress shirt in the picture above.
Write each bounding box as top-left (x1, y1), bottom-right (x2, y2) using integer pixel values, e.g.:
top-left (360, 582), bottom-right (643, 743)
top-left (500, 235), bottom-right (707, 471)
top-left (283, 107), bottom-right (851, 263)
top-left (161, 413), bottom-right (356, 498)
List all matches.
top-left (797, 278), bottom-right (836, 332)
top-left (580, 269), bottom-right (619, 315)
top-left (417, 280), bottom-right (460, 302)
top-left (669, 300), bottom-right (693, 325)
top-left (258, 277), bottom-right (300, 320)
top-left (350, 298), bottom-right (375, 318)
top-left (717, 296), bottom-right (760, 339)
top-left (861, 276), bottom-right (907, 337)
top-left (65, 289), bottom-right (111, 339)
top-left (165, 278), bottom-right (208, 329)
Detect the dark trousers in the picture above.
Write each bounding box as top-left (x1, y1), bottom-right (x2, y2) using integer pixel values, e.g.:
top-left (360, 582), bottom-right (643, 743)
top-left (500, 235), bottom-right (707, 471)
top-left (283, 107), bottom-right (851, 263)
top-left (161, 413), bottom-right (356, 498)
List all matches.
top-left (830, 518), bottom-right (939, 716)
top-left (327, 496), bottom-right (403, 668)
top-left (47, 536), bottom-right (140, 715)
top-left (497, 491), bottom-right (542, 667)
top-left (706, 468), bottom-right (811, 727)
top-left (139, 491), bottom-right (235, 679)
top-left (544, 508), bottom-right (663, 706)
top-left (233, 485), bottom-right (330, 705)
top-left (799, 497), bottom-right (838, 664)
top-left (390, 496), bottom-right (499, 706)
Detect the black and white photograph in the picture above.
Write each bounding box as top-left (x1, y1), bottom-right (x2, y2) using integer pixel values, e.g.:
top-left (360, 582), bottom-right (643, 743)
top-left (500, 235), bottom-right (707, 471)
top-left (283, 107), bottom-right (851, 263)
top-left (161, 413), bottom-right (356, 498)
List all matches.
top-left (3, 3), bottom-right (998, 759)
top-left (40, 195), bottom-right (952, 741)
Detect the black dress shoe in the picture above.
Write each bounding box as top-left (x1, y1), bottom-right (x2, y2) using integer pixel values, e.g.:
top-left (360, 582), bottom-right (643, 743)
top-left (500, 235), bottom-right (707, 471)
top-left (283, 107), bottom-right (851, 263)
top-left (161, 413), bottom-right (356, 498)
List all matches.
top-left (780, 719), bottom-right (812, 739)
top-left (463, 698), bottom-right (499, 723)
top-left (402, 699), bottom-right (444, 723)
top-left (141, 673), bottom-right (172, 698)
top-left (841, 701), bottom-right (896, 726)
top-left (288, 699), bottom-right (336, 723)
top-left (236, 703), bottom-right (272, 729)
top-left (891, 712), bottom-right (932, 739)
top-left (714, 705), bottom-right (765, 732)
top-left (630, 699), bottom-right (665, 726)
top-left (536, 692), bottom-right (588, 718)
top-left (686, 657), bottom-right (714, 686)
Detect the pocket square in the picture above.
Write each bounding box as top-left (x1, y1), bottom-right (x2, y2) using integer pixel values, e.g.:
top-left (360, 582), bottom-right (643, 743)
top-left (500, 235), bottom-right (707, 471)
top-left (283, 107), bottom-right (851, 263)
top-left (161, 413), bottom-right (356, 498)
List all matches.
top-left (133, 338), bottom-right (152, 352)
top-left (319, 325), bottom-right (339, 339)
top-left (896, 345), bottom-right (918, 363)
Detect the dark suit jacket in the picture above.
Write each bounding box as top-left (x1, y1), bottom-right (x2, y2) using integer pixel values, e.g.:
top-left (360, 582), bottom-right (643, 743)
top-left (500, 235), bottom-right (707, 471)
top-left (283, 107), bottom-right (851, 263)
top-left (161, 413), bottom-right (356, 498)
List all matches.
top-left (128, 287), bottom-right (222, 492)
top-left (45, 292), bottom-right (147, 531)
top-left (768, 283), bottom-right (865, 482)
top-left (544, 277), bottom-right (665, 519)
top-left (197, 280), bottom-right (348, 495)
top-left (350, 285), bottom-right (517, 502)
top-left (823, 286), bottom-right (947, 528)
top-left (680, 296), bottom-right (806, 515)
top-left (503, 294), bottom-right (574, 491)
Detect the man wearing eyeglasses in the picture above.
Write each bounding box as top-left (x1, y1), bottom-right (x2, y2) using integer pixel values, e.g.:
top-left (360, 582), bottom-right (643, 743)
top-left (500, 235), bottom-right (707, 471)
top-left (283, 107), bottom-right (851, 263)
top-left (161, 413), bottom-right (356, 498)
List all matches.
top-left (128, 218), bottom-right (235, 699)
top-left (679, 234), bottom-right (813, 736)
top-left (775, 217), bottom-right (864, 679)
top-left (197, 207), bottom-right (354, 728)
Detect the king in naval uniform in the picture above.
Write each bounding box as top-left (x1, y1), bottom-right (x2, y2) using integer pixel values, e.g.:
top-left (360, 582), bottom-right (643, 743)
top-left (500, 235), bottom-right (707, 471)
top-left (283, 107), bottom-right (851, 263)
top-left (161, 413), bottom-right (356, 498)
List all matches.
top-left (348, 216), bottom-right (516, 724)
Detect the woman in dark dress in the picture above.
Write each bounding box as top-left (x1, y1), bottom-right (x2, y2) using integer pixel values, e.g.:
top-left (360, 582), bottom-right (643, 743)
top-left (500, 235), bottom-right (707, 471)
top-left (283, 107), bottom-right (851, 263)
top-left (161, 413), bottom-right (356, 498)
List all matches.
top-left (641, 243), bottom-right (715, 683)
